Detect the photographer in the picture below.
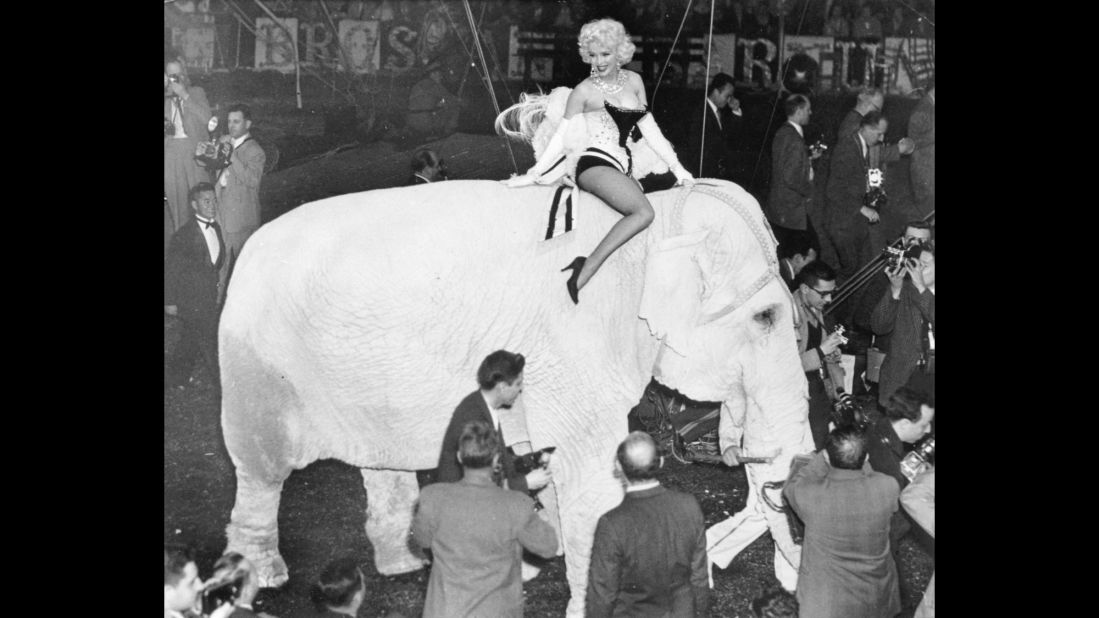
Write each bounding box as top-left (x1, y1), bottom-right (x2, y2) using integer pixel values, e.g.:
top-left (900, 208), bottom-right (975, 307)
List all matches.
top-left (164, 56), bottom-right (212, 245)
top-left (870, 241), bottom-right (935, 408)
top-left (792, 260), bottom-right (847, 451)
top-left (201, 552), bottom-right (271, 618)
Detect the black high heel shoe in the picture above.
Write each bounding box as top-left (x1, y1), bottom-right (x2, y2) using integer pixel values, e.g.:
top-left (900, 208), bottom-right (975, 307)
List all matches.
top-left (561, 256), bottom-right (586, 305)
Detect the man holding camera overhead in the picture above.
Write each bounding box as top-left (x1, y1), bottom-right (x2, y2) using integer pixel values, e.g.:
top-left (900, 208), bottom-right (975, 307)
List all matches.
top-left (164, 57), bottom-right (211, 252)
top-left (871, 241), bottom-right (935, 408)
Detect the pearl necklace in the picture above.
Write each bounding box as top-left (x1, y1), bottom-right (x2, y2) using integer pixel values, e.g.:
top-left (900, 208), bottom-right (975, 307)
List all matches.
top-left (591, 70), bottom-right (627, 95)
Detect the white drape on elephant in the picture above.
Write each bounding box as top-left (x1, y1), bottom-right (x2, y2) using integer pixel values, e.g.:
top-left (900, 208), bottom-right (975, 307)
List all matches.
top-left (218, 178), bottom-right (810, 616)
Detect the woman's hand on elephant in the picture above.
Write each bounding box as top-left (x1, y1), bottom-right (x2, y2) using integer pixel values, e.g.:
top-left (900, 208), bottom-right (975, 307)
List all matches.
top-left (503, 173), bottom-right (538, 188)
top-left (671, 164), bottom-right (695, 186)
top-left (525, 467), bottom-right (552, 491)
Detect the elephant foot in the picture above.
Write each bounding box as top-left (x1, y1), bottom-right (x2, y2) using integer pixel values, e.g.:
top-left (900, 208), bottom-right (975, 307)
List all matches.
top-left (224, 533), bottom-right (289, 588)
top-left (375, 553), bottom-right (429, 576)
top-left (361, 469), bottom-right (427, 577)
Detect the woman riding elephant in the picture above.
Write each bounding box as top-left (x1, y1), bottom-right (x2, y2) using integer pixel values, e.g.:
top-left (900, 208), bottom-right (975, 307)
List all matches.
top-left (499, 18), bottom-right (695, 304)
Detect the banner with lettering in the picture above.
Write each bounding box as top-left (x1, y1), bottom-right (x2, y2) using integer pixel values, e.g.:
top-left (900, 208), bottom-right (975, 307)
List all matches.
top-left (255, 17), bottom-right (299, 73)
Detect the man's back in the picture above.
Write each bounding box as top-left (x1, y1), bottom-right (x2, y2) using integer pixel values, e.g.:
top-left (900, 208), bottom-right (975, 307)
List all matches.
top-left (586, 486), bottom-right (710, 618)
top-left (413, 479), bottom-right (557, 618)
top-left (784, 453), bottom-right (900, 618)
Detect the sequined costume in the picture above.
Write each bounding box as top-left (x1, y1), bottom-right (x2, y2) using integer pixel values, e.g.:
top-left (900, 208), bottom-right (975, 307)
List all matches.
top-left (575, 101), bottom-right (649, 178)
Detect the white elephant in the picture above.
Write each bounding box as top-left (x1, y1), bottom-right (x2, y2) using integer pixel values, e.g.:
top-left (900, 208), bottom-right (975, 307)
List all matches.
top-left (218, 178), bottom-right (810, 616)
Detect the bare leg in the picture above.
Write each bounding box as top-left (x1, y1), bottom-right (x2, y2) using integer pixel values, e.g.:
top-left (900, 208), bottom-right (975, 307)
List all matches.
top-left (574, 167), bottom-right (655, 291)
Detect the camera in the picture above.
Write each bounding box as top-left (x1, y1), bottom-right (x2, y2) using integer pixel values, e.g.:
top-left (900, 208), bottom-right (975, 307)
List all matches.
top-left (884, 243), bottom-right (924, 270)
top-left (201, 582), bottom-right (239, 616)
top-left (512, 446), bottom-right (556, 475)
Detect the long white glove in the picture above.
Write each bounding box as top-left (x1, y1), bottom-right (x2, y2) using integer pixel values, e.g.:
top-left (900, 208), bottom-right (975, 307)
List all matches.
top-left (636, 113), bottom-right (695, 186)
top-left (504, 115), bottom-right (574, 187)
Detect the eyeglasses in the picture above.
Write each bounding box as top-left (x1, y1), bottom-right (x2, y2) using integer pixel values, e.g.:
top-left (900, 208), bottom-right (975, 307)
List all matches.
top-left (809, 287), bottom-right (835, 299)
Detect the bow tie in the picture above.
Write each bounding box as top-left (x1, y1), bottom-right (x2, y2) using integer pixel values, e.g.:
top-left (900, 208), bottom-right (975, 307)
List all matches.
top-left (196, 218), bottom-right (218, 230)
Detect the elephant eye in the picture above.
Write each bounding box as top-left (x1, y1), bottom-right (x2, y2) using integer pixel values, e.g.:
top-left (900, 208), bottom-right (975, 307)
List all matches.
top-left (753, 307), bottom-right (776, 330)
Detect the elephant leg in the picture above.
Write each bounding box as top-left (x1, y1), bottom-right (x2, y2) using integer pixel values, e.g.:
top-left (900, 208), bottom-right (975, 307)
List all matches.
top-left (557, 461), bottom-right (624, 618)
top-left (225, 469), bottom-right (290, 588)
top-left (361, 469), bottom-right (428, 576)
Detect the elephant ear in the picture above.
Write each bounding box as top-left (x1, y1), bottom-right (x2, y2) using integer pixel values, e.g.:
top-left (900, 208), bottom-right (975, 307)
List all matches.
top-left (639, 229), bottom-right (711, 356)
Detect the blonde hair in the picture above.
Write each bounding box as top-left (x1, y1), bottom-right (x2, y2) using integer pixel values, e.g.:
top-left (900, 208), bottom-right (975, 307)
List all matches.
top-left (577, 19), bottom-right (635, 66)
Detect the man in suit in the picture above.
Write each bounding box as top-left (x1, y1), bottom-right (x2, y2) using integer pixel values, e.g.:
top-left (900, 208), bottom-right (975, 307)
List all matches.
top-left (870, 241), bottom-right (935, 407)
top-left (776, 229), bottom-right (817, 292)
top-left (408, 148), bottom-right (448, 185)
top-left (587, 431), bottom-right (710, 617)
top-left (681, 73), bottom-right (742, 181)
top-left (164, 543), bottom-right (204, 618)
top-left (835, 87), bottom-right (914, 169)
top-left (215, 104), bottom-right (266, 300)
top-left (783, 427), bottom-right (901, 618)
top-left (908, 83), bottom-right (935, 217)
top-left (165, 182), bottom-right (225, 390)
top-left (437, 350), bottom-right (551, 493)
top-left (765, 94), bottom-right (823, 252)
top-left (413, 420), bottom-right (558, 618)
top-left (825, 111), bottom-right (889, 285)
top-left (793, 261), bottom-right (847, 451)
top-left (164, 58), bottom-right (212, 253)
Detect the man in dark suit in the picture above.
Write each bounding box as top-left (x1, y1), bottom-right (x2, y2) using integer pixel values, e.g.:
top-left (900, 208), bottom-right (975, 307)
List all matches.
top-left (776, 229), bottom-right (817, 292)
top-left (907, 83), bottom-right (935, 217)
top-left (783, 427), bottom-right (901, 618)
top-left (165, 182), bottom-right (225, 390)
top-left (870, 241), bottom-right (935, 407)
top-left (835, 87), bottom-right (913, 169)
top-left (408, 148), bottom-right (448, 185)
top-left (825, 111), bottom-right (889, 285)
top-left (587, 432), bottom-right (710, 617)
top-left (765, 94), bottom-right (823, 253)
top-left (681, 73), bottom-right (742, 181)
top-left (437, 350), bottom-right (551, 494)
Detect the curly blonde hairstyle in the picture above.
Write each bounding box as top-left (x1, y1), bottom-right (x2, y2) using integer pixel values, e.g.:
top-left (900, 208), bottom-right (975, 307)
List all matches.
top-left (577, 19), bottom-right (635, 66)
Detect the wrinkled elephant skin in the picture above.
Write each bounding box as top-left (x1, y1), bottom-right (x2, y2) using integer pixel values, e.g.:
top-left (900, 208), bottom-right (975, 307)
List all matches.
top-left (219, 179), bottom-right (810, 616)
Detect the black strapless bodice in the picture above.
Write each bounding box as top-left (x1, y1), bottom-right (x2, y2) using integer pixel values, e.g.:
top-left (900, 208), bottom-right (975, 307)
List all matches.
top-left (604, 101), bottom-right (648, 147)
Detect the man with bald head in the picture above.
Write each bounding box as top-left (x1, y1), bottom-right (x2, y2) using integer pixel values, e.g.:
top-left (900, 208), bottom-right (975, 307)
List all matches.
top-left (586, 432), bottom-right (711, 617)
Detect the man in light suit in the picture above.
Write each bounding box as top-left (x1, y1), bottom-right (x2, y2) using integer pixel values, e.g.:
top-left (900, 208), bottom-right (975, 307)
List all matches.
top-left (414, 420), bottom-right (558, 618)
top-left (164, 58), bottom-right (212, 254)
top-left (825, 111), bottom-right (888, 285)
top-left (215, 104), bottom-right (266, 299)
top-left (682, 73), bottom-right (742, 181)
top-left (165, 182), bottom-right (225, 390)
top-left (587, 432), bottom-right (711, 617)
top-left (908, 83), bottom-right (935, 218)
top-left (783, 427), bottom-right (901, 618)
top-left (792, 261), bottom-right (847, 450)
top-left (765, 94), bottom-right (823, 254)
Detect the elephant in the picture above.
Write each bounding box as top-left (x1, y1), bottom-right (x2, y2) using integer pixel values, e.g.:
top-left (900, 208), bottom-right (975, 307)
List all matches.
top-left (219, 178), bottom-right (811, 616)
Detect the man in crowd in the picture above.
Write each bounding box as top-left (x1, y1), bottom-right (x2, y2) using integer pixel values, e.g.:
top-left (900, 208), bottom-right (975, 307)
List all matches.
top-left (682, 72), bottom-right (742, 181)
top-left (865, 386), bottom-right (935, 553)
top-left (901, 467), bottom-right (936, 618)
top-left (586, 432), bottom-right (710, 617)
top-left (783, 427), bottom-right (901, 618)
top-left (871, 241), bottom-right (935, 407)
top-left (408, 148), bottom-right (448, 185)
top-left (165, 543), bottom-right (204, 618)
top-left (437, 350), bottom-right (551, 493)
top-left (852, 220), bottom-right (932, 334)
top-left (165, 182), bottom-right (225, 391)
top-left (413, 420), bottom-right (558, 617)
top-left (765, 94), bottom-right (822, 251)
top-left (215, 104), bottom-right (266, 299)
top-left (908, 82), bottom-right (935, 217)
top-left (406, 62), bottom-right (461, 141)
top-left (165, 56), bottom-right (212, 256)
top-left (835, 86), bottom-right (914, 170)
top-left (793, 261), bottom-right (847, 450)
top-left (777, 229), bottom-right (817, 292)
top-left (825, 111), bottom-right (889, 285)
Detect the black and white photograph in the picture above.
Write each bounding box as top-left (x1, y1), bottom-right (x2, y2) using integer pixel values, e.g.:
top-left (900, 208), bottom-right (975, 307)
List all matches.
top-left (164, 1), bottom-right (936, 616)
